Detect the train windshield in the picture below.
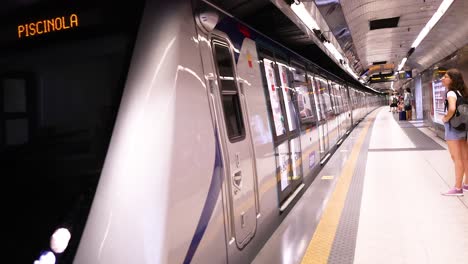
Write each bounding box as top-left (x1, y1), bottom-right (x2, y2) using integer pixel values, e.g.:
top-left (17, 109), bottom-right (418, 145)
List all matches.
top-left (0, 1), bottom-right (144, 263)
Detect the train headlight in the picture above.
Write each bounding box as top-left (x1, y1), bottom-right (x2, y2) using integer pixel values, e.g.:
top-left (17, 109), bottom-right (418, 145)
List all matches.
top-left (34, 251), bottom-right (56, 264)
top-left (50, 227), bottom-right (71, 254)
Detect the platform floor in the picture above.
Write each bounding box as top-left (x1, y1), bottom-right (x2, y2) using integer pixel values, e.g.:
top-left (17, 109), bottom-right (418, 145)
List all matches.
top-left (253, 107), bottom-right (468, 264)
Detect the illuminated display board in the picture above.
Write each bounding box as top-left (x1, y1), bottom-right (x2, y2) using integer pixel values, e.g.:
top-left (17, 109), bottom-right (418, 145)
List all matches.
top-left (0, 2), bottom-right (144, 51)
top-left (369, 73), bottom-right (396, 83)
top-left (18, 14), bottom-right (79, 39)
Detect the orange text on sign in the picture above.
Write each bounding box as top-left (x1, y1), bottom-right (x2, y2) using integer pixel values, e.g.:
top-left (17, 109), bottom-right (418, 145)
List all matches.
top-left (18, 14), bottom-right (79, 39)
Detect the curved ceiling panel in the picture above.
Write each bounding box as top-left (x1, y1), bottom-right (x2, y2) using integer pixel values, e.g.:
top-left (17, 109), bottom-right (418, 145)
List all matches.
top-left (341, 0), bottom-right (441, 70)
top-left (408, 0), bottom-right (468, 72)
top-left (315, 0), bottom-right (364, 75)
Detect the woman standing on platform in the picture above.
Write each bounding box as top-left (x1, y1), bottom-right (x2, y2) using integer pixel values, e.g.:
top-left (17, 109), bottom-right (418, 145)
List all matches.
top-left (441, 68), bottom-right (468, 196)
top-left (404, 88), bottom-right (413, 120)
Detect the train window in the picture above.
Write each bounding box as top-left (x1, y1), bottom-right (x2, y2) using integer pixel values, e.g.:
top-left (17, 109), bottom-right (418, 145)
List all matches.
top-left (2, 77), bottom-right (29, 146)
top-left (292, 66), bottom-right (316, 124)
top-left (277, 62), bottom-right (298, 132)
top-left (276, 140), bottom-right (291, 191)
top-left (309, 75), bottom-right (323, 121)
top-left (222, 94), bottom-right (245, 139)
top-left (331, 82), bottom-right (342, 114)
top-left (214, 45), bottom-right (238, 92)
top-left (320, 79), bottom-right (333, 113)
top-left (213, 41), bottom-right (246, 141)
top-left (340, 85), bottom-right (349, 112)
top-left (336, 85), bottom-right (343, 113)
top-left (312, 75), bottom-right (330, 119)
top-left (261, 57), bottom-right (286, 137)
top-left (329, 81), bottom-right (337, 114)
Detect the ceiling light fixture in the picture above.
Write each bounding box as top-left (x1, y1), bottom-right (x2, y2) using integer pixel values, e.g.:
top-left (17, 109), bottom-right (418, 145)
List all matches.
top-left (411, 0), bottom-right (454, 49)
top-left (290, 2), bottom-right (320, 31)
top-left (397, 57), bottom-right (407, 71)
top-left (291, 1), bottom-right (362, 82)
top-left (323, 41), bottom-right (343, 62)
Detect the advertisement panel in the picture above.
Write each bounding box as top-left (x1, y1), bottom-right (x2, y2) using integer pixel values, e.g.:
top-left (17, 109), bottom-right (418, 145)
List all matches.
top-left (432, 78), bottom-right (446, 125)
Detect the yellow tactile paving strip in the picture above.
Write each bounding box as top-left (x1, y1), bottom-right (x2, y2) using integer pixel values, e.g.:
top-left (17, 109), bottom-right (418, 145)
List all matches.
top-left (301, 114), bottom-right (374, 264)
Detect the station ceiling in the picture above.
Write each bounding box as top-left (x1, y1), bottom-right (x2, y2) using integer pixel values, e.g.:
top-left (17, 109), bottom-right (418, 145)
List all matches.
top-left (213, 0), bottom-right (468, 93)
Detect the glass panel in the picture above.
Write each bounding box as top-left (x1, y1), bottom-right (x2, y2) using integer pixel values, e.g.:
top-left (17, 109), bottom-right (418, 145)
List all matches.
top-left (222, 95), bottom-right (245, 140)
top-left (289, 137), bottom-right (302, 181)
top-left (278, 63), bottom-right (298, 132)
top-left (6, 119), bottom-right (28, 145)
top-left (276, 140), bottom-right (290, 191)
top-left (311, 76), bottom-right (325, 120)
top-left (307, 75), bottom-right (322, 121)
top-left (340, 85), bottom-right (348, 112)
top-left (292, 67), bottom-right (315, 122)
top-left (331, 83), bottom-right (341, 114)
top-left (3, 79), bottom-right (26, 112)
top-left (214, 44), bottom-right (237, 92)
top-left (315, 76), bottom-right (333, 117)
top-left (213, 43), bottom-right (246, 141)
top-left (263, 58), bottom-right (285, 137)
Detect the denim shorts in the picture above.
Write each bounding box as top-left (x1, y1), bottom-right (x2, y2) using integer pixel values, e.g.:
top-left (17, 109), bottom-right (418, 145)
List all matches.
top-left (444, 122), bottom-right (467, 140)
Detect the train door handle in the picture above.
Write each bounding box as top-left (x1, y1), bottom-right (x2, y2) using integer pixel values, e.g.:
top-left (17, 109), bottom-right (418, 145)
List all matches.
top-left (239, 82), bottom-right (245, 95)
top-left (208, 79), bottom-right (215, 94)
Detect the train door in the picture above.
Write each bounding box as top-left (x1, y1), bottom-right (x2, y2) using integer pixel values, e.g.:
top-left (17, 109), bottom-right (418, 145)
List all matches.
top-left (257, 48), bottom-right (304, 207)
top-left (275, 59), bottom-right (304, 207)
top-left (208, 36), bottom-right (257, 248)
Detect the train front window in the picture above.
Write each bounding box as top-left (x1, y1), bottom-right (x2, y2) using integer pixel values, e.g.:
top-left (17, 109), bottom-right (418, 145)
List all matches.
top-left (213, 40), bottom-right (246, 141)
top-left (0, 1), bottom-right (144, 263)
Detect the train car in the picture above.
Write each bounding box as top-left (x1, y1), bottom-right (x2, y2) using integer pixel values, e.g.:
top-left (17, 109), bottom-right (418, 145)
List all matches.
top-left (0, 0), bottom-right (383, 263)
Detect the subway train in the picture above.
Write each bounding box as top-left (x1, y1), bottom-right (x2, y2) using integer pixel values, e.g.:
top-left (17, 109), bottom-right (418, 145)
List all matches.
top-left (0, 0), bottom-right (384, 263)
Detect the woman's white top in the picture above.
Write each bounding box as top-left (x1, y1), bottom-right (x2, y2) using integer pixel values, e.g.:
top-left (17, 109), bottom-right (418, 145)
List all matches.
top-left (446, 91), bottom-right (459, 114)
top-left (447, 90), bottom-right (457, 99)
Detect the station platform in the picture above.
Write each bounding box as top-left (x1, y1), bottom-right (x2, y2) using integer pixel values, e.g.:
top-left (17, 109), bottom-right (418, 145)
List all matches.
top-left (253, 107), bottom-right (468, 264)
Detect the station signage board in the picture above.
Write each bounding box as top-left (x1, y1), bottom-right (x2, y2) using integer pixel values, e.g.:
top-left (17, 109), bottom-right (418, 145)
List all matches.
top-left (369, 73), bottom-right (396, 83)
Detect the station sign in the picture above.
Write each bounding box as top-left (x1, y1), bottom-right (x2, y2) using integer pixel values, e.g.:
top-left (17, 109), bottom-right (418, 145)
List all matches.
top-left (17, 14), bottom-right (79, 39)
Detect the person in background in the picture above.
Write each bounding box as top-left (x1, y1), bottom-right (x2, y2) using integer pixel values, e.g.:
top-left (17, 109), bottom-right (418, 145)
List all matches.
top-left (397, 98), bottom-right (403, 112)
top-left (404, 88), bottom-right (413, 120)
top-left (441, 68), bottom-right (468, 196)
top-left (390, 94), bottom-right (398, 113)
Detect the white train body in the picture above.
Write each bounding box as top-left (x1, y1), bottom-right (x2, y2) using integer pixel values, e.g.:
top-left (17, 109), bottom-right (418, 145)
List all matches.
top-left (0, 1), bottom-right (383, 263)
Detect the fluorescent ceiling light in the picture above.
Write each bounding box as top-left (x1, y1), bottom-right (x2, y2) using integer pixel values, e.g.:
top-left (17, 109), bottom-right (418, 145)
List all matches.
top-left (323, 42), bottom-right (343, 62)
top-left (347, 67), bottom-right (359, 80)
top-left (411, 0), bottom-right (454, 48)
top-left (324, 42), bottom-right (361, 80)
top-left (398, 57), bottom-right (407, 71)
top-left (291, 2), bottom-right (320, 31)
top-left (291, 2), bottom-right (361, 82)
